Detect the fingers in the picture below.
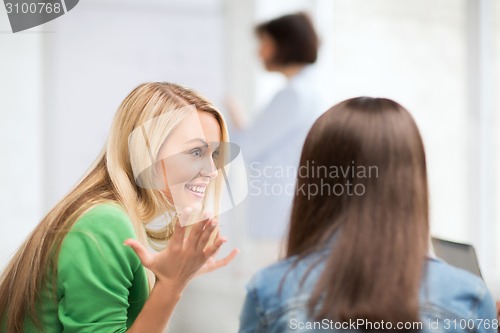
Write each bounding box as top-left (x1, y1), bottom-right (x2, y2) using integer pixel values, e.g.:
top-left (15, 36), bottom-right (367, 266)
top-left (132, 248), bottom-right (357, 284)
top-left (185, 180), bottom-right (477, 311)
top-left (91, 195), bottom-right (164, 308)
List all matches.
top-left (124, 239), bottom-right (153, 267)
top-left (196, 220), bottom-right (218, 252)
top-left (203, 233), bottom-right (226, 258)
top-left (171, 207), bottom-right (200, 246)
top-left (216, 249), bottom-right (240, 267)
top-left (173, 208), bottom-right (220, 252)
top-left (185, 211), bottom-right (211, 247)
top-left (201, 249), bottom-right (240, 275)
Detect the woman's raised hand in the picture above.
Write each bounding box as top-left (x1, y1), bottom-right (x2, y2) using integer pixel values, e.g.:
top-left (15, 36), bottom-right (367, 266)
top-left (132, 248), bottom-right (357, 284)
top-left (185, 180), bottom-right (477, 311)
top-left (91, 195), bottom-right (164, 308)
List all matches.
top-left (124, 210), bottom-right (238, 289)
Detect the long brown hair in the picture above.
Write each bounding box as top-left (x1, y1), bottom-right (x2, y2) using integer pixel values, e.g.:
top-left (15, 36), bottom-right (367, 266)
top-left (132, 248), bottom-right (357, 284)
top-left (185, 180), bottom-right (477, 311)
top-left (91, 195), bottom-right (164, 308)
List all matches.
top-left (286, 97), bottom-right (429, 328)
top-left (0, 82), bottom-right (229, 333)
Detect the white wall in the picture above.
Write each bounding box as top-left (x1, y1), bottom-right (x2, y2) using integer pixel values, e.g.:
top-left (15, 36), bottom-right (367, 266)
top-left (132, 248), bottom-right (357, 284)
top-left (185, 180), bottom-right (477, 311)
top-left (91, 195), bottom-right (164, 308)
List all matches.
top-left (42, 0), bottom-right (226, 210)
top-left (0, 7), bottom-right (44, 270)
top-left (493, 0), bottom-right (500, 296)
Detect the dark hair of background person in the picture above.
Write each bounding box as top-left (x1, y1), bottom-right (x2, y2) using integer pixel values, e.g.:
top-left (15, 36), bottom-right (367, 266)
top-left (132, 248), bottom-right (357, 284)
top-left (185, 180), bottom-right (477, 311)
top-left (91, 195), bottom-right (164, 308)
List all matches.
top-left (255, 12), bottom-right (319, 66)
top-left (286, 97), bottom-right (429, 329)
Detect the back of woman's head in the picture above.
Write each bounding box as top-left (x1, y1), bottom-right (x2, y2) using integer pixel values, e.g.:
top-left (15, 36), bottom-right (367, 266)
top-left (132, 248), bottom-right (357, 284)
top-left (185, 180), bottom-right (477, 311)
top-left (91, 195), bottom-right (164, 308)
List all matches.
top-left (256, 12), bottom-right (318, 66)
top-left (287, 97), bottom-right (429, 327)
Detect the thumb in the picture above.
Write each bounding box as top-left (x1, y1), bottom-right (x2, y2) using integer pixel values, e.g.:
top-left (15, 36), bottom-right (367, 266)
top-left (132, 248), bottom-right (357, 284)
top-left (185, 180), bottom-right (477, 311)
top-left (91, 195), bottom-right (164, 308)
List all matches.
top-left (124, 239), bottom-right (153, 267)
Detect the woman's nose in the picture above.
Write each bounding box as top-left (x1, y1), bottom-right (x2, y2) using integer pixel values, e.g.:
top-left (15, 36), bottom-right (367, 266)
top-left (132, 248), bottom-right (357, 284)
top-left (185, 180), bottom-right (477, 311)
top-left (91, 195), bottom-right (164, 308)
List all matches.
top-left (200, 156), bottom-right (219, 179)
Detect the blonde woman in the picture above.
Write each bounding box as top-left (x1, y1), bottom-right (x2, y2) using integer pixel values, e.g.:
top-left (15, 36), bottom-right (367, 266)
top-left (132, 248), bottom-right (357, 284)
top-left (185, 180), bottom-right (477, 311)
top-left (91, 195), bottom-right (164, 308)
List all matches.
top-left (0, 82), bottom-right (238, 333)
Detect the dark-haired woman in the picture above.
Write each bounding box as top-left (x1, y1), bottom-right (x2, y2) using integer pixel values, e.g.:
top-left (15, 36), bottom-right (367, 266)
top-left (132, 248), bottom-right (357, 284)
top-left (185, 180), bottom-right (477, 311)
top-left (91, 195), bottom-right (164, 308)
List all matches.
top-left (239, 97), bottom-right (497, 332)
top-left (230, 12), bottom-right (323, 240)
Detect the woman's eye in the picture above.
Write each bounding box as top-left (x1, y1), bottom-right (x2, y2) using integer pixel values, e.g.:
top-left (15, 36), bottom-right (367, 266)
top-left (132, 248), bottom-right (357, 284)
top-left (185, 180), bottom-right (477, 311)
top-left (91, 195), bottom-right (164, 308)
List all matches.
top-left (190, 148), bottom-right (202, 157)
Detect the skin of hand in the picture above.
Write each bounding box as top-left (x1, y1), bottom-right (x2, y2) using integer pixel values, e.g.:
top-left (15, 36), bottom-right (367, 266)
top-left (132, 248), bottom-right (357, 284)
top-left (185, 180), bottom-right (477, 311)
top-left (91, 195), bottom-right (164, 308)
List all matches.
top-left (124, 212), bottom-right (239, 290)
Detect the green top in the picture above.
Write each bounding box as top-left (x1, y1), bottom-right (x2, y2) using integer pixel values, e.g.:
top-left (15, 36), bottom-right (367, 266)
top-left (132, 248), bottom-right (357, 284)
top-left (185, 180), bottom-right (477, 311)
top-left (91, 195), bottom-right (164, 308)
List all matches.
top-left (24, 203), bottom-right (149, 332)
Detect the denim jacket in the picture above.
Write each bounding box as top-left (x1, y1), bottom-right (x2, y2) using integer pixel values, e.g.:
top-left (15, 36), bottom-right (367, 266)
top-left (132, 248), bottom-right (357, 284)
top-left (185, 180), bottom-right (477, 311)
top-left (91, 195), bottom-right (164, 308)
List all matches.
top-left (239, 253), bottom-right (497, 333)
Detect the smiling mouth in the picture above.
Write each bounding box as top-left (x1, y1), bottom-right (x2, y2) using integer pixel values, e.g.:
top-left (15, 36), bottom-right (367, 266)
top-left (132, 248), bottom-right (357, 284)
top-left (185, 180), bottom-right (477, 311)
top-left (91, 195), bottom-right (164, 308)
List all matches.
top-left (185, 184), bottom-right (206, 198)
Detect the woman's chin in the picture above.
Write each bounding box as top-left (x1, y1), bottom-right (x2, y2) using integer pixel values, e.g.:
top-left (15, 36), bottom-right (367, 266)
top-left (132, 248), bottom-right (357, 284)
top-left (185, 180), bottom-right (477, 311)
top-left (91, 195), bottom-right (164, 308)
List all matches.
top-left (182, 194), bottom-right (204, 212)
top-left (189, 201), bottom-right (203, 212)
top-left (170, 197), bottom-right (203, 216)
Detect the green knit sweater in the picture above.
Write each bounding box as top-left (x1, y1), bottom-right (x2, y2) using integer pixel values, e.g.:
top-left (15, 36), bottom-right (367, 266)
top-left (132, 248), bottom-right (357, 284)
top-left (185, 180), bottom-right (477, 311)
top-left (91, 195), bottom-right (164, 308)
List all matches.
top-left (22, 203), bottom-right (149, 332)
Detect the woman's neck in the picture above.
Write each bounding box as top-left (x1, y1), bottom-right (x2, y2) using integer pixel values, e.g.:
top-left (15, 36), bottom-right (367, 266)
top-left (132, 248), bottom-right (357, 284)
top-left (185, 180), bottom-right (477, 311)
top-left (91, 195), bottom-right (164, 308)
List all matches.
top-left (278, 64), bottom-right (307, 79)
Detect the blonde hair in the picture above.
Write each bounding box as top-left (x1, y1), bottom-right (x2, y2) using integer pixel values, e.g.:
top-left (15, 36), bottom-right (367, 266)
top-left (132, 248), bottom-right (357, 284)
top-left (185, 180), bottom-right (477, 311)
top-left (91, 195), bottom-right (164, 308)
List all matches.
top-left (0, 82), bottom-right (229, 333)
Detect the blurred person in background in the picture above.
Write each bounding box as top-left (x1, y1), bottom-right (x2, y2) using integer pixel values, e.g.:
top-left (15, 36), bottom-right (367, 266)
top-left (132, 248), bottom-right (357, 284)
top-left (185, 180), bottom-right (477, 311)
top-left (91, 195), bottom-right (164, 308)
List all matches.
top-left (239, 97), bottom-right (497, 333)
top-left (228, 12), bottom-right (323, 244)
top-left (0, 82), bottom-right (238, 333)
